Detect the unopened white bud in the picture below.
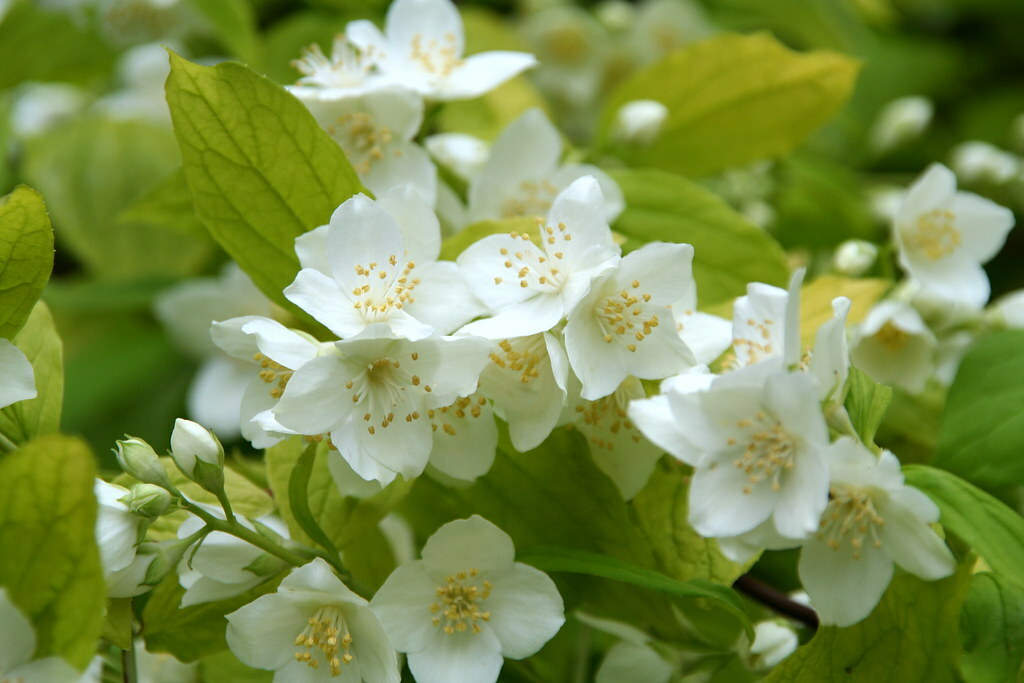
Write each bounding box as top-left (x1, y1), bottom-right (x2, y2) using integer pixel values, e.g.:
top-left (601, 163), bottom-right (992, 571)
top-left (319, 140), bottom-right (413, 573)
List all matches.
top-left (833, 239), bottom-right (878, 276)
top-left (950, 141), bottom-right (1019, 185)
top-left (425, 133), bottom-right (489, 181)
top-left (746, 620), bottom-right (798, 670)
top-left (870, 96), bottom-right (933, 153)
top-left (124, 484), bottom-right (174, 519)
top-left (170, 418), bottom-right (224, 492)
top-left (613, 99), bottom-right (669, 145)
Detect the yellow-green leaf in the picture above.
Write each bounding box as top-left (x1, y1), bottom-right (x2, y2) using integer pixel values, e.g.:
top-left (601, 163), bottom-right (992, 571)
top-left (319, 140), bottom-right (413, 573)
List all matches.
top-left (600, 33), bottom-right (859, 177)
top-left (0, 185), bottom-right (53, 340)
top-left (0, 301), bottom-right (63, 445)
top-left (0, 435), bottom-right (105, 669)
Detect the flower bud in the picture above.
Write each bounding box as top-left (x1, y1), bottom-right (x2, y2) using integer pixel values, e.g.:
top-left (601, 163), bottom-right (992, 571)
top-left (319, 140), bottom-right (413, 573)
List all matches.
top-left (950, 140), bottom-right (1019, 185)
top-left (124, 483), bottom-right (174, 519)
top-left (744, 620), bottom-right (798, 670)
top-left (114, 436), bottom-right (172, 488)
top-left (170, 418), bottom-right (225, 493)
top-left (870, 95), bottom-right (933, 153)
top-left (613, 99), bottom-right (668, 145)
top-left (833, 239), bottom-right (878, 276)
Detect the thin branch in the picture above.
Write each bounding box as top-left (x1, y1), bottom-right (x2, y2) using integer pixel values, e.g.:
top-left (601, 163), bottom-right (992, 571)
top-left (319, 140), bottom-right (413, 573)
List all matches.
top-left (733, 574), bottom-right (819, 630)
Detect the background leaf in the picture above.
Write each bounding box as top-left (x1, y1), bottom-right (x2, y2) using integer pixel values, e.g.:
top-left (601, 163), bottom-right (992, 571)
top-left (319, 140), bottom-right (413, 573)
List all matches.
top-left (0, 434), bottom-right (104, 669)
top-left (600, 33), bottom-right (859, 176)
top-left (0, 185), bottom-right (53, 339)
top-left (844, 367), bottom-right (893, 447)
top-left (959, 573), bottom-right (1024, 683)
top-left (165, 52), bottom-right (363, 311)
top-left (931, 330), bottom-right (1024, 490)
top-left (0, 301), bottom-right (63, 446)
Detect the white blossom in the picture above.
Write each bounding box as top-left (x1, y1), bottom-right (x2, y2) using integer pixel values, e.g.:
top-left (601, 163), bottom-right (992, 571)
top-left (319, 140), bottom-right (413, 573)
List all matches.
top-left (0, 589), bottom-right (81, 683)
top-left (850, 300), bottom-right (936, 394)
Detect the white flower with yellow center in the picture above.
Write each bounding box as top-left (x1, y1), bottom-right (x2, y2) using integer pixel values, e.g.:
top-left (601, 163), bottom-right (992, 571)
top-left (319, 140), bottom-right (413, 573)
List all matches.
top-left (269, 327), bottom-right (491, 485)
top-left (370, 516), bottom-right (564, 683)
top-left (893, 163), bottom-right (1014, 307)
top-left (0, 339), bottom-right (35, 410)
top-left (211, 316), bottom-right (338, 448)
top-left (0, 589), bottom-right (81, 683)
top-left (346, 0), bottom-right (537, 101)
top-left (565, 242), bottom-right (698, 400)
top-left (288, 34), bottom-right (387, 99)
top-left (850, 300), bottom-right (936, 394)
top-left (729, 271), bottom-right (803, 370)
top-left (677, 364), bottom-right (831, 540)
top-left (466, 109), bottom-right (623, 224)
top-left (477, 332), bottom-right (569, 453)
top-left (571, 376), bottom-right (664, 500)
top-left (424, 391), bottom-right (498, 483)
top-left (288, 190), bottom-right (481, 341)
top-left (798, 438), bottom-right (956, 627)
top-left (458, 176), bottom-right (621, 339)
top-left (226, 558), bottom-right (399, 683)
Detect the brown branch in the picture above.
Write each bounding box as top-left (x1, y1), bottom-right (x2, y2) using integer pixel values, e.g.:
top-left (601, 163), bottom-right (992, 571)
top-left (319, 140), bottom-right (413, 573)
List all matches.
top-left (734, 574), bottom-right (819, 630)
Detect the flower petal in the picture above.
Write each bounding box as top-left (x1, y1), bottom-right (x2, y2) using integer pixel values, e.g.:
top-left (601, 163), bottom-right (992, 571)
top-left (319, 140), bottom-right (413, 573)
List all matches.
top-left (421, 516), bottom-right (515, 574)
top-left (407, 628), bottom-right (504, 683)
top-left (798, 540), bottom-right (894, 628)
top-left (0, 339), bottom-right (36, 410)
top-left (485, 563), bottom-right (564, 658)
top-left (370, 562), bottom-right (440, 652)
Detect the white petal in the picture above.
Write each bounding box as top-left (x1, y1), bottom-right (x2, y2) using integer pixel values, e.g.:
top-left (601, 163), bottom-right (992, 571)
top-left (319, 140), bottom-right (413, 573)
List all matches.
top-left (421, 516), bottom-right (515, 575)
top-left (376, 183), bottom-right (441, 262)
top-left (689, 461), bottom-right (776, 537)
top-left (284, 268), bottom-right (367, 339)
top-left (346, 604), bottom-right (401, 683)
top-left (0, 588), bottom-right (35, 671)
top-left (460, 293), bottom-right (566, 339)
top-left (485, 564), bottom-right (564, 658)
top-left (181, 575), bottom-right (261, 607)
top-left (428, 398), bottom-right (498, 482)
top-left (772, 448), bottom-right (829, 539)
top-left (798, 540), bottom-right (894, 628)
top-left (0, 339), bottom-right (36, 409)
top-left (294, 224), bottom-right (330, 274)
top-left (362, 142), bottom-right (438, 204)
top-left (548, 163), bottom-right (625, 223)
top-left (404, 261), bottom-right (487, 334)
top-left (438, 52), bottom-right (538, 100)
top-left (370, 562), bottom-right (440, 652)
top-left (951, 191), bottom-right (1015, 263)
top-left (627, 394), bottom-right (701, 466)
top-left (282, 558), bottom-right (364, 603)
top-left (386, 0), bottom-right (464, 58)
top-left (546, 176), bottom-right (619, 272)
top-left (332, 404), bottom-right (433, 483)
top-left (273, 356), bottom-right (357, 434)
top-left (877, 495), bottom-right (955, 581)
top-left (6, 656), bottom-right (81, 683)
top-left (596, 641), bottom-right (674, 683)
top-left (187, 357), bottom-right (252, 439)
top-left (226, 593), bottom-right (315, 670)
top-left (407, 628), bottom-right (503, 683)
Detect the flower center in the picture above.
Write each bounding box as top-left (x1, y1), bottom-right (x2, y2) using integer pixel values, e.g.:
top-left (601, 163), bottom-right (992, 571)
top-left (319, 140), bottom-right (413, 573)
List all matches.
top-left (431, 569), bottom-right (492, 635)
top-left (575, 382), bottom-right (644, 451)
top-left (409, 33), bottom-right (463, 77)
top-left (494, 229), bottom-right (566, 292)
top-left (501, 180), bottom-right (559, 218)
top-left (326, 112), bottom-right (395, 175)
top-left (817, 487), bottom-right (885, 559)
top-left (293, 606), bottom-right (353, 677)
top-left (254, 352), bottom-right (293, 399)
top-left (490, 337), bottom-right (545, 384)
top-left (350, 256), bottom-right (419, 320)
top-left (733, 317), bottom-right (776, 366)
top-left (595, 282), bottom-right (659, 353)
top-left (730, 412), bottom-right (796, 494)
top-left (906, 208), bottom-right (961, 260)
top-left (874, 321), bottom-right (910, 351)
top-left (293, 37), bottom-right (377, 88)
top-left (345, 349), bottom-right (434, 434)
top-left (430, 394), bottom-right (488, 437)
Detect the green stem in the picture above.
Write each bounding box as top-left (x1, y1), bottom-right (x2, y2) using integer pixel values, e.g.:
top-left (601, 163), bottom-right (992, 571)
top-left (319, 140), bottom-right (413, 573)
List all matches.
top-left (182, 502), bottom-right (312, 568)
top-left (121, 637), bottom-right (138, 683)
top-left (214, 489), bottom-right (236, 523)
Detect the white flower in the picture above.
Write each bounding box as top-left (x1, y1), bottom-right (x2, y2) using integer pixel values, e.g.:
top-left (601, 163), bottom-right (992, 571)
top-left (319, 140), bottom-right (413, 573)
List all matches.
top-left (154, 264), bottom-right (273, 438)
top-left (613, 99), bottom-right (668, 145)
top-left (850, 299), bottom-right (936, 394)
top-left (0, 588), bottom-right (81, 683)
top-left (869, 96), bottom-right (933, 153)
top-left (466, 109), bottom-right (624, 225)
top-left (730, 270), bottom-right (803, 369)
top-left (798, 438), bottom-right (955, 627)
top-left (211, 316), bottom-right (336, 448)
top-left (832, 239), bottom-right (878, 276)
top-left (564, 242), bottom-right (697, 400)
top-left (626, 367), bottom-right (715, 469)
top-left (226, 558), bottom-right (399, 683)
top-left (572, 376), bottom-right (664, 500)
top-left (94, 479), bottom-right (149, 599)
top-left (287, 191), bottom-right (481, 341)
top-left (808, 296), bottom-right (851, 405)
top-left (288, 34), bottom-right (388, 99)
top-left (458, 176), bottom-right (621, 339)
top-left (270, 327), bottom-right (491, 485)
top-left (370, 516), bottom-right (564, 683)
top-left (675, 364), bottom-right (831, 540)
top-left (347, 0), bottom-right (537, 101)
top-left (893, 163), bottom-right (1015, 307)
top-left (477, 333), bottom-right (569, 453)
top-left (0, 338), bottom-right (36, 409)
top-left (670, 283), bottom-right (732, 366)
top-left (424, 392), bottom-right (498, 483)
top-left (746, 620), bottom-right (798, 669)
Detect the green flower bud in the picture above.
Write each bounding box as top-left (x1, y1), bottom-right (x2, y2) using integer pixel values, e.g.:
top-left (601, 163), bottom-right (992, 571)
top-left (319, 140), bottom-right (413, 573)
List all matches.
top-left (124, 483), bottom-right (174, 519)
top-left (114, 436), bottom-right (172, 488)
top-left (170, 418), bottom-right (225, 494)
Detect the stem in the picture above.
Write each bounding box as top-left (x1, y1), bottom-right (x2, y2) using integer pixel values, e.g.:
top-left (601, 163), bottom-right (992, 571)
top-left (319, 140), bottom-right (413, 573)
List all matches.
top-left (215, 488), bottom-right (236, 523)
top-left (734, 574), bottom-right (819, 630)
top-left (121, 638), bottom-right (138, 683)
top-left (182, 502), bottom-right (312, 568)
top-left (0, 431), bottom-right (19, 454)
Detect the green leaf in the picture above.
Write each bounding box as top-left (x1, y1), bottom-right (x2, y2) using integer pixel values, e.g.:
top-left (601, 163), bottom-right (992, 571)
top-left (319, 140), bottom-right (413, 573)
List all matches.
top-left (288, 442), bottom-right (341, 556)
top-left (165, 52), bottom-right (363, 311)
top-left (142, 571), bottom-right (283, 662)
top-left (932, 330), bottom-right (1024, 490)
top-left (600, 32), bottom-right (859, 177)
top-left (0, 434), bottom-right (105, 669)
top-left (200, 649), bottom-right (273, 682)
top-left (0, 1), bottom-right (115, 88)
top-left (766, 565), bottom-right (971, 682)
top-left (100, 598), bottom-right (134, 651)
top-left (21, 116), bottom-right (212, 280)
top-left (610, 168), bottom-right (788, 304)
top-left (0, 185), bottom-right (53, 339)
top-left (184, 0), bottom-right (258, 64)
top-left (960, 573), bottom-right (1024, 683)
top-left (438, 216), bottom-right (540, 261)
top-left (903, 465), bottom-right (1024, 592)
top-left (518, 545), bottom-right (751, 638)
top-left (0, 301), bottom-right (63, 446)
top-left (266, 437), bottom-right (411, 550)
top-left (116, 168), bottom-right (209, 241)
top-left (844, 366), bottom-right (892, 447)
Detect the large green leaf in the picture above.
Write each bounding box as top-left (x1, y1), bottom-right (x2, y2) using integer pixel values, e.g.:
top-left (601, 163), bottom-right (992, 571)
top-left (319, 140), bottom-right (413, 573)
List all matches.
top-left (599, 32), bottom-right (859, 176)
top-left (0, 185), bottom-right (53, 340)
top-left (21, 116), bottom-right (211, 280)
top-left (767, 565), bottom-right (971, 682)
top-left (960, 573), bottom-right (1024, 683)
top-left (932, 331), bottom-right (1024, 490)
top-left (0, 301), bottom-right (63, 446)
top-left (903, 465), bottom-right (1024, 592)
top-left (165, 52), bottom-right (363, 310)
top-left (611, 168), bottom-right (789, 304)
top-left (0, 435), bottom-right (104, 669)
